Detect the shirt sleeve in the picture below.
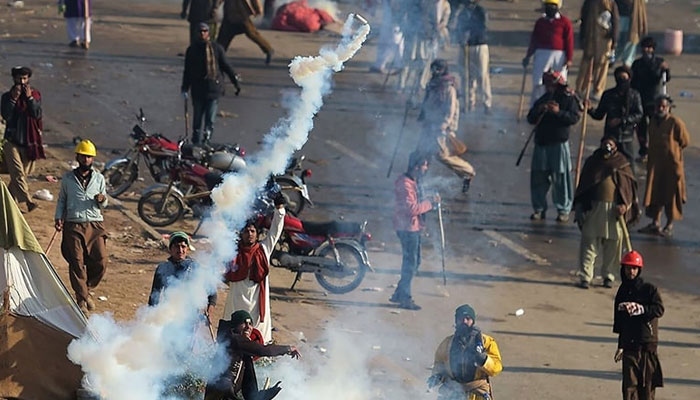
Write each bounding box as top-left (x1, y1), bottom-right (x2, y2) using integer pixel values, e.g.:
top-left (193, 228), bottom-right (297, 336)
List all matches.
top-left (261, 207), bottom-right (285, 259)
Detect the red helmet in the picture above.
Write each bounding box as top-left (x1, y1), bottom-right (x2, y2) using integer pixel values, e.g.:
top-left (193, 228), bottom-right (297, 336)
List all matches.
top-left (621, 250), bottom-right (643, 268)
top-left (542, 69), bottom-right (566, 86)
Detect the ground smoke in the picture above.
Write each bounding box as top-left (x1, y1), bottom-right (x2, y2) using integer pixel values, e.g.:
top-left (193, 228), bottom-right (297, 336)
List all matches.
top-left (67, 15), bottom-right (369, 400)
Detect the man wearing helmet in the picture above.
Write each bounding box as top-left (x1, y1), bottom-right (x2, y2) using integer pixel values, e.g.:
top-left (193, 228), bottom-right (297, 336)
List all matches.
top-left (54, 139), bottom-right (109, 312)
top-left (1, 66), bottom-right (45, 213)
top-left (613, 251), bottom-right (664, 400)
top-left (526, 70), bottom-right (580, 222)
top-left (522, 0), bottom-right (574, 106)
top-left (428, 304), bottom-right (502, 400)
top-left (416, 59), bottom-right (475, 194)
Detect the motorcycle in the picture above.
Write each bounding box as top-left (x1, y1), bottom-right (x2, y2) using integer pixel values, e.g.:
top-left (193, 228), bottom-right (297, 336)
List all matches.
top-left (256, 194), bottom-right (373, 294)
top-left (275, 155), bottom-right (313, 216)
top-left (103, 108), bottom-right (246, 197)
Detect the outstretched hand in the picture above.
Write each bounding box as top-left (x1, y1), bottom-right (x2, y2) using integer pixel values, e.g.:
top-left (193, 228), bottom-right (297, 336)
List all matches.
top-left (287, 346), bottom-right (301, 359)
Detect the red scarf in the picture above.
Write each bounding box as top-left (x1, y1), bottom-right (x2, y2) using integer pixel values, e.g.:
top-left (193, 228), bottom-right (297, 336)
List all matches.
top-left (14, 89), bottom-right (45, 161)
top-left (225, 243), bottom-right (269, 321)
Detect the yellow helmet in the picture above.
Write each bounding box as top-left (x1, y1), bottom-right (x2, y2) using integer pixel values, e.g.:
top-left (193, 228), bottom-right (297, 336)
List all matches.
top-left (75, 139), bottom-right (97, 157)
top-left (543, 0), bottom-right (560, 6)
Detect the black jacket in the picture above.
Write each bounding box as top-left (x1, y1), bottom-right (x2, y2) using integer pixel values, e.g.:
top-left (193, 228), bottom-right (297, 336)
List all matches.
top-left (181, 40), bottom-right (238, 100)
top-left (182, 0), bottom-right (216, 23)
top-left (527, 88), bottom-right (581, 145)
top-left (613, 274), bottom-right (664, 351)
top-left (452, 2), bottom-right (488, 46)
top-left (589, 87), bottom-right (643, 142)
top-left (631, 55), bottom-right (670, 106)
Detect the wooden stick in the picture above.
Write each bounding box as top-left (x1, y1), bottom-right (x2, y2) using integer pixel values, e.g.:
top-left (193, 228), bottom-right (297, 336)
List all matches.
top-left (45, 229), bottom-right (59, 255)
top-left (575, 59), bottom-right (595, 188)
top-left (517, 67), bottom-right (528, 123)
top-left (619, 216), bottom-right (633, 253)
top-left (83, 0), bottom-right (90, 49)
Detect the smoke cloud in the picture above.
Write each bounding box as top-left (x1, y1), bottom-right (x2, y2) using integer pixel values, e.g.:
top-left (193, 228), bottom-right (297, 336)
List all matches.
top-left (67, 15), bottom-right (369, 400)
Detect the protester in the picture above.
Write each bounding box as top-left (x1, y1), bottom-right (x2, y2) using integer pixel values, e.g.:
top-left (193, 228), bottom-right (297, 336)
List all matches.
top-left (222, 194), bottom-right (286, 344)
top-left (389, 152), bottom-right (439, 311)
top-left (573, 137), bottom-right (639, 289)
top-left (217, 0), bottom-right (274, 65)
top-left (527, 70), bottom-right (580, 222)
top-left (1, 66), bottom-right (44, 213)
top-left (204, 309), bottom-right (301, 400)
top-left (181, 22), bottom-right (240, 145)
top-left (416, 59), bottom-right (475, 194)
top-left (58, 0), bottom-right (92, 49)
top-left (613, 0), bottom-right (647, 67)
top-left (575, 0), bottom-right (619, 102)
top-left (638, 95), bottom-right (689, 237)
top-left (586, 65), bottom-right (643, 171)
top-left (427, 304), bottom-right (502, 400)
top-left (369, 0), bottom-right (404, 75)
top-left (452, 0), bottom-right (492, 114)
top-left (631, 36), bottom-right (670, 161)
top-left (522, 0), bottom-right (574, 106)
top-left (148, 231), bottom-right (217, 317)
top-left (613, 250), bottom-right (664, 400)
top-left (181, 0), bottom-right (220, 45)
top-left (54, 139), bottom-right (108, 312)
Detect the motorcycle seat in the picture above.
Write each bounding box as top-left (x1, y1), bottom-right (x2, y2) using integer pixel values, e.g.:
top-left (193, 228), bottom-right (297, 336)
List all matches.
top-left (302, 220), bottom-right (362, 236)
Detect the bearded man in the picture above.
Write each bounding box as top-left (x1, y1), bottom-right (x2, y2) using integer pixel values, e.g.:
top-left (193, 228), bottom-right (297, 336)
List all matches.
top-left (573, 137), bottom-right (639, 289)
top-left (428, 304), bottom-right (502, 400)
top-left (54, 139), bottom-right (108, 312)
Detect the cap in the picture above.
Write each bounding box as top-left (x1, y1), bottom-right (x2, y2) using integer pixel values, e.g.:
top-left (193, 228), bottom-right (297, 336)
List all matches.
top-left (455, 304), bottom-right (477, 322)
top-left (198, 22), bottom-right (210, 31)
top-left (230, 310), bottom-right (253, 327)
top-left (169, 231), bottom-right (194, 250)
top-left (11, 66), bottom-right (32, 77)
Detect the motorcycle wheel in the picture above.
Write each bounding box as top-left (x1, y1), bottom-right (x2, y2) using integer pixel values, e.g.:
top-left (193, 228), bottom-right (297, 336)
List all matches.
top-left (275, 177), bottom-right (305, 216)
top-left (315, 243), bottom-right (367, 294)
top-left (103, 159), bottom-right (138, 197)
top-left (137, 190), bottom-right (185, 227)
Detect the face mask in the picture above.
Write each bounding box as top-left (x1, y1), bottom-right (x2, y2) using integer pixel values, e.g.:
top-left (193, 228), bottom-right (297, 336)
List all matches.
top-left (602, 142), bottom-right (615, 157)
top-left (544, 5), bottom-right (558, 17)
top-left (643, 52), bottom-right (654, 60)
top-left (77, 163), bottom-right (92, 173)
top-left (616, 78), bottom-right (630, 90)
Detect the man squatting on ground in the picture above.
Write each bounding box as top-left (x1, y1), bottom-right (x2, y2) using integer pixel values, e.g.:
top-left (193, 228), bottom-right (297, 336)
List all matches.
top-left (428, 304), bottom-right (502, 400)
top-left (573, 137), bottom-right (639, 289)
top-left (54, 139), bottom-right (108, 312)
top-left (527, 70), bottom-right (580, 223)
top-left (614, 250), bottom-right (664, 400)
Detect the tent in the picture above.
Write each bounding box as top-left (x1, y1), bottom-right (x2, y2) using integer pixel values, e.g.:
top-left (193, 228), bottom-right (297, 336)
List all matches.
top-left (0, 180), bottom-right (87, 399)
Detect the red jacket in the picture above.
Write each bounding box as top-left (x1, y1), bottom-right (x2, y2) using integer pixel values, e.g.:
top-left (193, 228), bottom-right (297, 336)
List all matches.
top-left (393, 174), bottom-right (432, 232)
top-left (526, 15), bottom-right (574, 63)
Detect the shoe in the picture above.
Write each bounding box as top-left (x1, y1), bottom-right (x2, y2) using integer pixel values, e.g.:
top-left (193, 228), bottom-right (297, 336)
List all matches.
top-left (462, 178), bottom-right (471, 194)
top-left (69, 40), bottom-right (79, 48)
top-left (556, 213), bottom-right (570, 223)
top-left (398, 299), bottom-right (421, 310)
top-left (80, 41), bottom-right (89, 50)
top-left (484, 106), bottom-right (492, 115)
top-left (638, 223), bottom-right (661, 235)
top-left (85, 296), bottom-right (96, 311)
top-left (576, 281), bottom-right (590, 289)
top-left (77, 300), bottom-right (88, 313)
top-left (530, 211), bottom-right (545, 221)
top-left (265, 50), bottom-right (274, 65)
top-left (661, 225), bottom-right (673, 237)
top-left (603, 279), bottom-right (614, 288)
top-left (389, 293), bottom-right (403, 304)
top-left (27, 202), bottom-right (38, 213)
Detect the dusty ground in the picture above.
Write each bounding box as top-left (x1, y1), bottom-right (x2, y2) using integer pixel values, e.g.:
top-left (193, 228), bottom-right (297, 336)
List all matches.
top-left (2, 0), bottom-right (700, 399)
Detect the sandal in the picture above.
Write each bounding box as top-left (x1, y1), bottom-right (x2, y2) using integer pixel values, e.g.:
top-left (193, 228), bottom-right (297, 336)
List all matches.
top-left (638, 223), bottom-right (661, 235)
top-left (661, 226), bottom-right (674, 237)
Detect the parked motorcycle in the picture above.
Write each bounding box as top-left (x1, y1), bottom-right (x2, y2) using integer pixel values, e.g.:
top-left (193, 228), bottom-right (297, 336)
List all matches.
top-left (276, 155), bottom-right (313, 216)
top-left (256, 195), bottom-right (373, 294)
top-left (103, 109), bottom-right (246, 197)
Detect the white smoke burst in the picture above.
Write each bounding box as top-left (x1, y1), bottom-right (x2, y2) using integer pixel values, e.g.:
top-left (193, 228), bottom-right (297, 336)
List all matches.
top-left (67, 15), bottom-right (369, 400)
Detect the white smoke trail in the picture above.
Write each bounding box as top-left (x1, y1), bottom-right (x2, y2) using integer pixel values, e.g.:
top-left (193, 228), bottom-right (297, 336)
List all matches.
top-left (67, 15), bottom-right (369, 400)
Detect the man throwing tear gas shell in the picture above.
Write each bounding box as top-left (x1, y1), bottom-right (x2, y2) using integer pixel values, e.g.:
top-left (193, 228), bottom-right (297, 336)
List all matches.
top-left (428, 304), bottom-right (502, 400)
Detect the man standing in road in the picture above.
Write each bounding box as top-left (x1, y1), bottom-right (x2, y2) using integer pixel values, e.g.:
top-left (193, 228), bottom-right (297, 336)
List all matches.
top-left (58, 0), bottom-right (92, 49)
top-left (575, 0), bottom-right (619, 102)
top-left (452, 0), bottom-right (492, 115)
top-left (614, 250), bottom-right (664, 400)
top-left (586, 65), bottom-right (643, 171)
top-left (54, 139), bottom-right (108, 312)
top-left (613, 0), bottom-right (647, 68)
top-left (1, 66), bottom-right (44, 213)
top-left (181, 0), bottom-right (220, 45)
top-left (637, 95), bottom-right (689, 237)
top-left (148, 231), bottom-right (217, 317)
top-left (416, 59), bottom-right (475, 194)
top-left (181, 22), bottom-right (240, 145)
top-left (217, 0), bottom-right (274, 65)
top-left (527, 70), bottom-right (580, 223)
top-left (573, 138), bottom-right (639, 289)
top-left (631, 37), bottom-right (670, 162)
top-left (389, 152), bottom-right (438, 311)
top-left (223, 195), bottom-right (286, 344)
top-left (428, 304), bottom-right (503, 399)
top-left (522, 0), bottom-right (574, 106)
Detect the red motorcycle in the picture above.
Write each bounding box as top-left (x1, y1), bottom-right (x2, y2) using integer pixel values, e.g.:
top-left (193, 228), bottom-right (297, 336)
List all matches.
top-left (257, 198), bottom-right (373, 294)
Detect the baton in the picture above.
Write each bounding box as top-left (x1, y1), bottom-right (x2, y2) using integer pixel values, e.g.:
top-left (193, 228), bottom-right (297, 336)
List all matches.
top-left (386, 100), bottom-right (412, 178)
top-left (437, 199), bottom-right (447, 286)
top-left (517, 67), bottom-right (528, 123)
top-left (619, 215), bottom-right (633, 253)
top-left (45, 229), bottom-right (59, 255)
